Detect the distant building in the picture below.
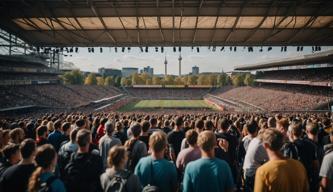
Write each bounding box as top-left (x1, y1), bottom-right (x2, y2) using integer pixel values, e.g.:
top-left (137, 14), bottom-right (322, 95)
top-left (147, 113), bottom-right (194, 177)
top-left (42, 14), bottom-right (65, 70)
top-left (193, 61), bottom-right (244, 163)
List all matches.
top-left (141, 66), bottom-right (154, 76)
top-left (98, 67), bottom-right (122, 77)
top-left (192, 66), bottom-right (199, 75)
top-left (122, 67), bottom-right (138, 77)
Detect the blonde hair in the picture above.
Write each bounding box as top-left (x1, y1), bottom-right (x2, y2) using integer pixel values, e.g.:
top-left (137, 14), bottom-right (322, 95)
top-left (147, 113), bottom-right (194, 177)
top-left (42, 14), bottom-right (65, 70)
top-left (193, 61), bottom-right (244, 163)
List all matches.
top-left (149, 131), bottom-right (167, 153)
top-left (47, 121), bottom-right (54, 132)
top-left (197, 131), bottom-right (216, 152)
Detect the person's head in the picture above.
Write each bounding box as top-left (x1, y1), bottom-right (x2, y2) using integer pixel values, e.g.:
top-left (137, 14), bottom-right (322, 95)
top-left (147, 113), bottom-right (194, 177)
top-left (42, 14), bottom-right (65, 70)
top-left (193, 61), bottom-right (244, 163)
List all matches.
top-left (107, 146), bottom-right (128, 169)
top-left (75, 119), bottom-right (86, 129)
top-left (2, 143), bottom-right (21, 164)
top-left (195, 119), bottom-right (204, 132)
top-left (267, 117), bottom-right (276, 128)
top-left (9, 128), bottom-right (25, 144)
top-left (141, 120), bottom-right (150, 133)
top-left (36, 126), bottom-right (48, 139)
top-left (288, 122), bottom-right (303, 141)
top-left (276, 118), bottom-right (289, 136)
top-left (186, 129), bottom-right (198, 147)
top-left (69, 128), bottom-right (79, 143)
top-left (204, 120), bottom-right (214, 131)
top-left (245, 120), bottom-right (258, 136)
top-left (47, 121), bottom-right (54, 132)
top-left (2, 130), bottom-right (10, 146)
top-left (175, 117), bottom-right (183, 128)
top-left (76, 129), bottom-right (91, 152)
top-left (306, 122), bottom-right (319, 136)
top-left (54, 120), bottom-right (62, 131)
top-left (219, 118), bottom-right (229, 131)
top-left (115, 122), bottom-right (123, 132)
top-left (62, 122), bottom-right (71, 136)
top-left (149, 131), bottom-right (167, 154)
top-left (197, 131), bottom-right (216, 154)
top-left (20, 139), bottom-right (36, 160)
top-left (29, 144), bottom-right (57, 192)
top-left (261, 128), bottom-right (284, 153)
top-left (105, 121), bottom-right (115, 136)
top-left (130, 123), bottom-right (141, 138)
top-left (150, 118), bottom-right (158, 128)
top-left (164, 120), bottom-right (170, 128)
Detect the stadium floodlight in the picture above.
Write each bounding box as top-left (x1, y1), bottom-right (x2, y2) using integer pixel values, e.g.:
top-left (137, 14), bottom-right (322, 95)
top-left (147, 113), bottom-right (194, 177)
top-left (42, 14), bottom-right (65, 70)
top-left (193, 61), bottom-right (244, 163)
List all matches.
top-left (197, 47), bottom-right (200, 53)
top-left (220, 47), bottom-right (225, 51)
top-left (115, 47), bottom-right (118, 52)
top-left (100, 47), bottom-right (103, 53)
top-left (173, 47), bottom-right (176, 52)
top-left (161, 46), bottom-right (164, 53)
top-left (145, 46), bottom-right (148, 52)
top-left (267, 47), bottom-right (272, 51)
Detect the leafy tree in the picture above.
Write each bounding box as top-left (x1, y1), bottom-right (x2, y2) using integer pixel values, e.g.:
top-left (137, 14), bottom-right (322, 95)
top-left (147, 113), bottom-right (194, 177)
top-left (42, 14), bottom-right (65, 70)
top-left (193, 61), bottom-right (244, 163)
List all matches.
top-left (146, 79), bottom-right (152, 85)
top-left (231, 74), bottom-right (244, 86)
top-left (152, 76), bottom-right (161, 85)
top-left (61, 70), bottom-right (84, 85)
top-left (197, 75), bottom-right (208, 85)
top-left (131, 73), bottom-right (144, 85)
top-left (244, 73), bottom-right (255, 86)
top-left (84, 73), bottom-right (97, 85)
top-left (96, 77), bottom-right (105, 86)
top-left (164, 75), bottom-right (175, 85)
top-left (186, 75), bottom-right (196, 85)
top-left (174, 77), bottom-right (184, 85)
top-left (104, 76), bottom-right (114, 86)
top-left (114, 76), bottom-right (122, 87)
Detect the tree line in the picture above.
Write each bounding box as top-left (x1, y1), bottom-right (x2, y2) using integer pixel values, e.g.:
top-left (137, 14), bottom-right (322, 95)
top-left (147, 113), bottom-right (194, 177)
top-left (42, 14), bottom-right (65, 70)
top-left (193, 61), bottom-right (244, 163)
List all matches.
top-left (60, 70), bottom-right (255, 87)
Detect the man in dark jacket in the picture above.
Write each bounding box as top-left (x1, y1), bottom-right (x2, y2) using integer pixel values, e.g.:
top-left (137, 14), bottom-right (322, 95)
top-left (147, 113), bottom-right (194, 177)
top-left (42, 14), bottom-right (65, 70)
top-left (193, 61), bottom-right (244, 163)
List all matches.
top-left (64, 129), bottom-right (103, 192)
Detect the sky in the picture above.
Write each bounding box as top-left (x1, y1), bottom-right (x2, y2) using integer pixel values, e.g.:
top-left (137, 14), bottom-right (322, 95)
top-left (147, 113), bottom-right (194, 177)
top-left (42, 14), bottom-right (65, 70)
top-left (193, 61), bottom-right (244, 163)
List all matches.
top-left (65, 46), bottom-right (333, 75)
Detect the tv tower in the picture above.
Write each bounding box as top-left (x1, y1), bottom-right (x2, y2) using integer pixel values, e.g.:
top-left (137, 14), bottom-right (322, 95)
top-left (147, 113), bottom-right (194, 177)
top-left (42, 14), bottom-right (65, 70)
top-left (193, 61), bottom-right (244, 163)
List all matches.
top-left (164, 55), bottom-right (168, 77)
top-left (178, 54), bottom-right (182, 77)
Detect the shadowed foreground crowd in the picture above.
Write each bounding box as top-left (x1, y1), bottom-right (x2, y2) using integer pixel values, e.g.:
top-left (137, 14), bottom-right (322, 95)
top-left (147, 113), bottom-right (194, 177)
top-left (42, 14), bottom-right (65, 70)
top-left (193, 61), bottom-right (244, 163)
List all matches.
top-left (0, 112), bottom-right (333, 192)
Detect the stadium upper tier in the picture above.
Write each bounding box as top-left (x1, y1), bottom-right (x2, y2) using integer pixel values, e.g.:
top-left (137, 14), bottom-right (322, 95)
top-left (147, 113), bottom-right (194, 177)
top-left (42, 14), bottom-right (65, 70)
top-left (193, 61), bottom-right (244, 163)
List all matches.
top-left (0, 0), bottom-right (333, 46)
top-left (235, 50), bottom-right (333, 71)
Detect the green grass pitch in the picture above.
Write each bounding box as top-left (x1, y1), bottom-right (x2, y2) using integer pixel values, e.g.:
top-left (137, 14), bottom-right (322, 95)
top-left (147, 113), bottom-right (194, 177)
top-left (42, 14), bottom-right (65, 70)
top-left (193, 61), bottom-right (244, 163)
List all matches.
top-left (118, 100), bottom-right (213, 111)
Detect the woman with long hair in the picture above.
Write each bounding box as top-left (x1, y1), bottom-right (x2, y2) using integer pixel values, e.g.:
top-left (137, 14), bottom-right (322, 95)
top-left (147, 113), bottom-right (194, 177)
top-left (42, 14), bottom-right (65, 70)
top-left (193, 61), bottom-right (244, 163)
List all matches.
top-left (28, 144), bottom-right (65, 192)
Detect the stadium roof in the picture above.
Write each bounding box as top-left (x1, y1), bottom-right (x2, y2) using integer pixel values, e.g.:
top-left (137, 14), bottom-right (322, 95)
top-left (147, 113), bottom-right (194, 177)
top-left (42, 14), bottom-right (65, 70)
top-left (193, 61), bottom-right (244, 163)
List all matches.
top-left (234, 49), bottom-right (333, 70)
top-left (0, 0), bottom-right (333, 47)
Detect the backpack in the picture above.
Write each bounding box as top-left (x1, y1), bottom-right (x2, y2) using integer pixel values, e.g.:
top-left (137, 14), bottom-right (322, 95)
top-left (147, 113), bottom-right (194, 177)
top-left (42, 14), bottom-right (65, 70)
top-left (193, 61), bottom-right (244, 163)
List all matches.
top-left (105, 171), bottom-right (131, 192)
top-left (37, 175), bottom-right (57, 192)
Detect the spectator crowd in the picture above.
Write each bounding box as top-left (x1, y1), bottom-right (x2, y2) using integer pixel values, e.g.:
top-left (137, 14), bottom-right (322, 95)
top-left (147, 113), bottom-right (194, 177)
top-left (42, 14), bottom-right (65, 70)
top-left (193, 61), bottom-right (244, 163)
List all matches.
top-left (0, 111), bottom-right (332, 192)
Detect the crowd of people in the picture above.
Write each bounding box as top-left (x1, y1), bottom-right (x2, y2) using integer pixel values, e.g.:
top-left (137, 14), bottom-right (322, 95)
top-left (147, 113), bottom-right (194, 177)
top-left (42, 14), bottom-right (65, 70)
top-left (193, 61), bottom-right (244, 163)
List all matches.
top-left (213, 84), bottom-right (332, 111)
top-left (0, 111), bottom-right (332, 192)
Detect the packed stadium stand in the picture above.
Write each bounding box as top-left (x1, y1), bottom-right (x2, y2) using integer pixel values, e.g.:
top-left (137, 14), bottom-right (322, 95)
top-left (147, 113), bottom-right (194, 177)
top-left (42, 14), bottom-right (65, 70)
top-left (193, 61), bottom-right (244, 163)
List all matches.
top-left (221, 50), bottom-right (333, 112)
top-left (0, 85), bottom-right (121, 109)
top-left (125, 87), bottom-right (211, 100)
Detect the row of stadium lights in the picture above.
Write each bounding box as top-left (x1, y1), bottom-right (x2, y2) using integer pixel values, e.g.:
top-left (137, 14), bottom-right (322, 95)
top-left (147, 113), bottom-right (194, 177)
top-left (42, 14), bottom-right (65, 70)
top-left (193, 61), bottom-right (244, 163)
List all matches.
top-left (37, 46), bottom-right (322, 56)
